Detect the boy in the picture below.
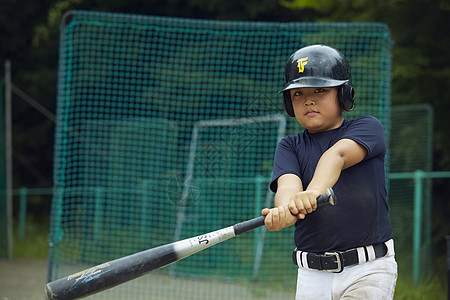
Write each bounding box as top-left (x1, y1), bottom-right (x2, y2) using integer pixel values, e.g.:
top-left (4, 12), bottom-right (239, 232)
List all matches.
top-left (261, 45), bottom-right (397, 299)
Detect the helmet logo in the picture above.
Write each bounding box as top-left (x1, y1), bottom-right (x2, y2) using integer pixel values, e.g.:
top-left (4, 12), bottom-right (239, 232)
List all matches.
top-left (297, 57), bottom-right (308, 73)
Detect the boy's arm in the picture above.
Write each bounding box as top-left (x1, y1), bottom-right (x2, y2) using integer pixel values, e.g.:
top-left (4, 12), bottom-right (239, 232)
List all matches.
top-left (288, 138), bottom-right (367, 217)
top-left (261, 174), bottom-right (302, 231)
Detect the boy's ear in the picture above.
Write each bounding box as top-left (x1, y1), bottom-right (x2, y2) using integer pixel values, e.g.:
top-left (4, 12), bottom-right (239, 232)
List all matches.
top-left (339, 82), bottom-right (355, 111)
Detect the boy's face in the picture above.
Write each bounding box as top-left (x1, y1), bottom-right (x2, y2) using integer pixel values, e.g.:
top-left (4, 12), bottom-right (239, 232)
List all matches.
top-left (290, 87), bottom-right (343, 133)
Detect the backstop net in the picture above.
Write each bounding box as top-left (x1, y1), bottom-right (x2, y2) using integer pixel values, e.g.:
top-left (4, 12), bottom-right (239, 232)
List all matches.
top-left (389, 104), bottom-right (434, 281)
top-left (48, 10), bottom-right (392, 299)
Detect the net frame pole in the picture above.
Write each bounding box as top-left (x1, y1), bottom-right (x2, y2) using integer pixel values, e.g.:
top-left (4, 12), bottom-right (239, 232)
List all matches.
top-left (251, 115), bottom-right (286, 280)
top-left (172, 114), bottom-right (286, 278)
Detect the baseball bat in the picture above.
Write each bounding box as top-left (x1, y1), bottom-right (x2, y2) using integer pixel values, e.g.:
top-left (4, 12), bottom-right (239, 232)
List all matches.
top-left (45, 188), bottom-right (336, 300)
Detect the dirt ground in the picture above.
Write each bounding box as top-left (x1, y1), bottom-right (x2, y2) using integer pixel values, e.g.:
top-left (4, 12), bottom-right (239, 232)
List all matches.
top-left (0, 259), bottom-right (48, 300)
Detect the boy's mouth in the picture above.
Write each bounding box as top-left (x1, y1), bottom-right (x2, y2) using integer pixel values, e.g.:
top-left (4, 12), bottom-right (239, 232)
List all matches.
top-left (305, 109), bottom-right (319, 116)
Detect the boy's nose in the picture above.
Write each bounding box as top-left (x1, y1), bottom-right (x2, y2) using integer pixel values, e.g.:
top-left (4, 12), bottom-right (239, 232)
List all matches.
top-left (304, 97), bottom-right (316, 106)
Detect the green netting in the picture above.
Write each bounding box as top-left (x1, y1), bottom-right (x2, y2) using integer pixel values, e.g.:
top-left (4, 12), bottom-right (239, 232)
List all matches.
top-left (49, 10), bottom-right (392, 299)
top-left (389, 104), bottom-right (433, 279)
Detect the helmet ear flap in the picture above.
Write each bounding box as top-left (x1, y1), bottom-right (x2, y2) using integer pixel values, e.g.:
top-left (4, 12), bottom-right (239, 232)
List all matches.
top-left (339, 82), bottom-right (355, 111)
top-left (283, 92), bottom-right (295, 117)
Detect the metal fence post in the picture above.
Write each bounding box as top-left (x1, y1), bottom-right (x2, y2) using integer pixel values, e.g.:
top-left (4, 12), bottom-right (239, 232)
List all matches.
top-left (4, 60), bottom-right (13, 260)
top-left (446, 235), bottom-right (450, 300)
top-left (413, 170), bottom-right (424, 285)
top-left (19, 187), bottom-right (27, 240)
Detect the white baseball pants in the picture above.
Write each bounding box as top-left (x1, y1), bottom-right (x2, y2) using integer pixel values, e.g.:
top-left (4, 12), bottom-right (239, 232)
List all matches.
top-left (295, 242), bottom-right (397, 299)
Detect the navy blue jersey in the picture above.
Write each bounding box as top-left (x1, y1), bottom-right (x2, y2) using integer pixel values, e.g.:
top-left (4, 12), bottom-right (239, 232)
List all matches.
top-left (270, 115), bottom-right (392, 253)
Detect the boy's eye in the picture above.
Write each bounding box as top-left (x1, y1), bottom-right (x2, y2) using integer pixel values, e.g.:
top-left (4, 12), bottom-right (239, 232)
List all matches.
top-left (315, 88), bottom-right (325, 93)
top-left (293, 91), bottom-right (303, 96)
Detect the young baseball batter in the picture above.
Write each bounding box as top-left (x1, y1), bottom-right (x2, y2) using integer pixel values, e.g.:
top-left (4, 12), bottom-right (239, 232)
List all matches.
top-left (261, 44), bottom-right (397, 299)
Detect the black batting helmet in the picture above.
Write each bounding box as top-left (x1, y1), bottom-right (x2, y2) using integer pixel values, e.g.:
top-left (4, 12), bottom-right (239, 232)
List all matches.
top-left (280, 45), bottom-right (355, 117)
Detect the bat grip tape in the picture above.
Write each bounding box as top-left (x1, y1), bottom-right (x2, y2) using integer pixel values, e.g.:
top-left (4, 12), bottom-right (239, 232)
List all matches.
top-left (233, 216), bottom-right (265, 236)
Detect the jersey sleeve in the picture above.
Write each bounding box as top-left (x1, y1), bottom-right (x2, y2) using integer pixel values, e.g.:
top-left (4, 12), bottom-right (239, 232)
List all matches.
top-left (269, 136), bottom-right (301, 193)
top-left (341, 115), bottom-right (386, 160)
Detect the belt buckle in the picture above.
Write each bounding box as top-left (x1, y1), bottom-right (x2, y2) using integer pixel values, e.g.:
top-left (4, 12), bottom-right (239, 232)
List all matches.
top-left (324, 252), bottom-right (343, 273)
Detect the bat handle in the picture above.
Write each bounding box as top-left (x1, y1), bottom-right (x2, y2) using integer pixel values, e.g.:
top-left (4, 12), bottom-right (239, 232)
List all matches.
top-left (234, 216), bottom-right (266, 235)
top-left (316, 187), bottom-right (337, 208)
top-left (234, 188), bottom-right (336, 236)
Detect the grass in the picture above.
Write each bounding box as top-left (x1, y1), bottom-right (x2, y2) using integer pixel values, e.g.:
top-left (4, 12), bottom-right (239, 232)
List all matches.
top-left (395, 275), bottom-right (447, 300)
top-left (10, 216), bottom-right (448, 299)
top-left (12, 215), bottom-right (49, 259)
top-left (394, 251), bottom-right (448, 300)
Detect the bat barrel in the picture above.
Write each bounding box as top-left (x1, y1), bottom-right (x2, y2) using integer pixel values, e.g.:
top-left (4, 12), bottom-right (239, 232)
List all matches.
top-left (45, 244), bottom-right (178, 300)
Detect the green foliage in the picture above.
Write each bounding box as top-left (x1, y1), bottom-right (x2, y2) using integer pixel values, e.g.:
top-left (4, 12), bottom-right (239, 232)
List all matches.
top-left (279, 0), bottom-right (326, 10)
top-left (187, 0), bottom-right (281, 19)
top-left (33, 0), bottom-right (84, 47)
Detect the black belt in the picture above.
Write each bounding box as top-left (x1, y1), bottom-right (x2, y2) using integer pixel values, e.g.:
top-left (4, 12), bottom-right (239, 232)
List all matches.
top-left (292, 243), bottom-right (387, 273)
